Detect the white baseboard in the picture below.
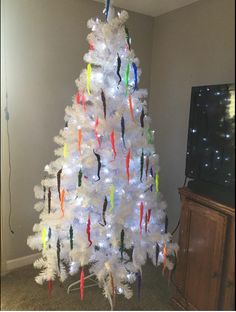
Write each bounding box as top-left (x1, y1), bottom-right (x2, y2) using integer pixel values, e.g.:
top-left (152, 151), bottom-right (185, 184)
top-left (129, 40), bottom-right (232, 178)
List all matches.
top-left (5, 252), bottom-right (41, 272)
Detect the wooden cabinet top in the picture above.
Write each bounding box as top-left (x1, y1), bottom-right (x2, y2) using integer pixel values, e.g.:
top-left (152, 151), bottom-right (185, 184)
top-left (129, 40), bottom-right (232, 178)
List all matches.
top-left (179, 187), bottom-right (235, 217)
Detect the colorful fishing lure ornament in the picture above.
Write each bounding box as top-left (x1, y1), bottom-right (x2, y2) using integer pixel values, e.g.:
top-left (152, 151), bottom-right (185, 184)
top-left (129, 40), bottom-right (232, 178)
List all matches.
top-left (155, 243), bottom-right (160, 266)
top-left (86, 64), bottom-right (92, 95)
top-left (121, 116), bottom-right (126, 148)
top-left (69, 225), bottom-right (73, 250)
top-left (110, 130), bottom-right (117, 160)
top-left (80, 267), bottom-right (85, 300)
top-left (48, 188), bottom-right (51, 214)
top-left (109, 184), bottom-right (115, 212)
top-left (57, 239), bottom-right (61, 272)
top-left (125, 64), bottom-right (130, 95)
top-left (63, 143), bottom-right (68, 159)
top-left (101, 196), bottom-right (108, 226)
top-left (105, 0), bottom-right (110, 21)
top-left (140, 108), bottom-right (145, 128)
top-left (94, 118), bottom-right (101, 148)
top-left (163, 243), bottom-right (167, 274)
top-left (126, 149), bottom-right (131, 183)
top-left (132, 62), bottom-right (138, 90)
top-left (78, 169), bottom-right (83, 187)
top-left (140, 149), bottom-right (144, 182)
top-left (139, 202), bottom-right (144, 235)
top-left (136, 270), bottom-right (142, 301)
top-left (57, 169), bottom-right (62, 200)
top-left (86, 213), bottom-right (92, 247)
top-left (41, 228), bottom-right (47, 251)
top-left (48, 280), bottom-right (53, 297)
top-left (120, 229), bottom-right (125, 260)
top-left (43, 185), bottom-right (46, 201)
top-left (101, 89), bottom-right (107, 119)
top-left (128, 95), bottom-right (135, 121)
top-left (93, 149), bottom-right (101, 181)
top-left (75, 91), bottom-right (80, 104)
top-left (117, 54), bottom-right (122, 85)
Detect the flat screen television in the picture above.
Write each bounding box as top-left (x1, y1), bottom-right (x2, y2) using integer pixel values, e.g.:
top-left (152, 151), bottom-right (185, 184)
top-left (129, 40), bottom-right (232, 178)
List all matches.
top-left (185, 83), bottom-right (235, 207)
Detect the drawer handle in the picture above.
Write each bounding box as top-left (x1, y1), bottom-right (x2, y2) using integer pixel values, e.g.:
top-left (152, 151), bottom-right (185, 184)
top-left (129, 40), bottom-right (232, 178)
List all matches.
top-left (211, 272), bottom-right (220, 279)
top-left (226, 281), bottom-right (234, 288)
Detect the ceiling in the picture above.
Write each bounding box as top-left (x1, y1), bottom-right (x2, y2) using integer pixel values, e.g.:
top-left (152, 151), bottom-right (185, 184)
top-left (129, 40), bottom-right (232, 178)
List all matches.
top-left (93, 0), bottom-right (200, 17)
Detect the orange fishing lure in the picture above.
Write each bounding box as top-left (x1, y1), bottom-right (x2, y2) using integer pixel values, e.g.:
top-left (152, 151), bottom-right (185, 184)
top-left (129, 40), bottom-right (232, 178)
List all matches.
top-left (78, 129), bottom-right (83, 153)
top-left (128, 95), bottom-right (135, 121)
top-left (60, 189), bottom-right (65, 217)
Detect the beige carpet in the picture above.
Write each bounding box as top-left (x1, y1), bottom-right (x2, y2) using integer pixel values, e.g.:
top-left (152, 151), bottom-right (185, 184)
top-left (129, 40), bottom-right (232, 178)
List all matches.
top-left (1, 260), bottom-right (174, 311)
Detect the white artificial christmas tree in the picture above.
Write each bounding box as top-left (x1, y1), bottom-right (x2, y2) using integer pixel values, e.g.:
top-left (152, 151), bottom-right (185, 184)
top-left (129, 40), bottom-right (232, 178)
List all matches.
top-left (27, 2), bottom-right (178, 308)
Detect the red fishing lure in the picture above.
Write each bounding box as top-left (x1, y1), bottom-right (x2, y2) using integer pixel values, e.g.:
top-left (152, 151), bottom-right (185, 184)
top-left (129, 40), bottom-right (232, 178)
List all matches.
top-left (94, 117), bottom-right (101, 148)
top-left (147, 208), bottom-right (151, 223)
top-left (139, 202), bottom-right (144, 235)
top-left (48, 279), bottom-right (53, 297)
top-left (80, 268), bottom-right (85, 300)
top-left (110, 129), bottom-right (117, 160)
top-left (126, 149), bottom-right (131, 182)
top-left (76, 92), bottom-right (80, 105)
top-left (86, 214), bottom-right (92, 247)
top-left (89, 42), bottom-right (95, 51)
top-left (82, 93), bottom-right (86, 112)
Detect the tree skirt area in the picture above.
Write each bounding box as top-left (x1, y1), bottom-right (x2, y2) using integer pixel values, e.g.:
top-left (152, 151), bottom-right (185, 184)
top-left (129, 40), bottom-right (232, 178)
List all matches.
top-left (1, 259), bottom-right (173, 311)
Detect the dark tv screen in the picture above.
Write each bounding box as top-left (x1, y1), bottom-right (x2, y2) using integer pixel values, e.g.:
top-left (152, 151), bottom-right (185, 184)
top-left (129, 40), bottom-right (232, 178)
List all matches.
top-left (185, 84), bottom-right (235, 202)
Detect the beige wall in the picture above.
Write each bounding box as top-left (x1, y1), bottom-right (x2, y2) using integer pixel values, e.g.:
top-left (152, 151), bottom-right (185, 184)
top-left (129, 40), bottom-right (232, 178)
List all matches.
top-left (1, 0), bottom-right (154, 267)
top-left (149, 0), bottom-right (235, 233)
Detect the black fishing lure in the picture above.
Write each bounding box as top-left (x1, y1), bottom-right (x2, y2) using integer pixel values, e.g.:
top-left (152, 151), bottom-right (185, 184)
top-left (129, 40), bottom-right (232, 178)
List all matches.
top-left (48, 188), bottom-right (51, 214)
top-left (57, 169), bottom-right (62, 200)
top-left (69, 225), bottom-right (73, 250)
top-left (120, 229), bottom-right (125, 260)
top-left (48, 227), bottom-right (52, 240)
top-left (101, 89), bottom-right (106, 119)
top-left (165, 215), bottom-right (169, 234)
top-left (43, 186), bottom-right (46, 201)
top-left (140, 108), bottom-right (145, 128)
top-left (78, 169), bottom-right (83, 187)
top-left (156, 243), bottom-right (160, 266)
top-left (117, 54), bottom-right (122, 85)
top-left (102, 196), bottom-right (108, 226)
top-left (140, 149), bottom-right (144, 182)
top-left (93, 149), bottom-right (101, 181)
top-left (57, 239), bottom-right (61, 272)
top-left (121, 116), bottom-right (126, 148)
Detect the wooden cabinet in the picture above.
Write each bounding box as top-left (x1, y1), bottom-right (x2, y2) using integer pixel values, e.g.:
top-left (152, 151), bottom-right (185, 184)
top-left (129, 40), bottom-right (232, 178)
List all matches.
top-left (171, 187), bottom-right (235, 311)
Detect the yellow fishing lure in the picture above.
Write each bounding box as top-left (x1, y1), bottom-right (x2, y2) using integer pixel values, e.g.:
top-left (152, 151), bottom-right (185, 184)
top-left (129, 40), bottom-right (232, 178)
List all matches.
top-left (109, 184), bottom-right (115, 212)
top-left (41, 228), bottom-right (47, 251)
top-left (63, 143), bottom-right (68, 158)
top-left (87, 63), bottom-right (92, 95)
